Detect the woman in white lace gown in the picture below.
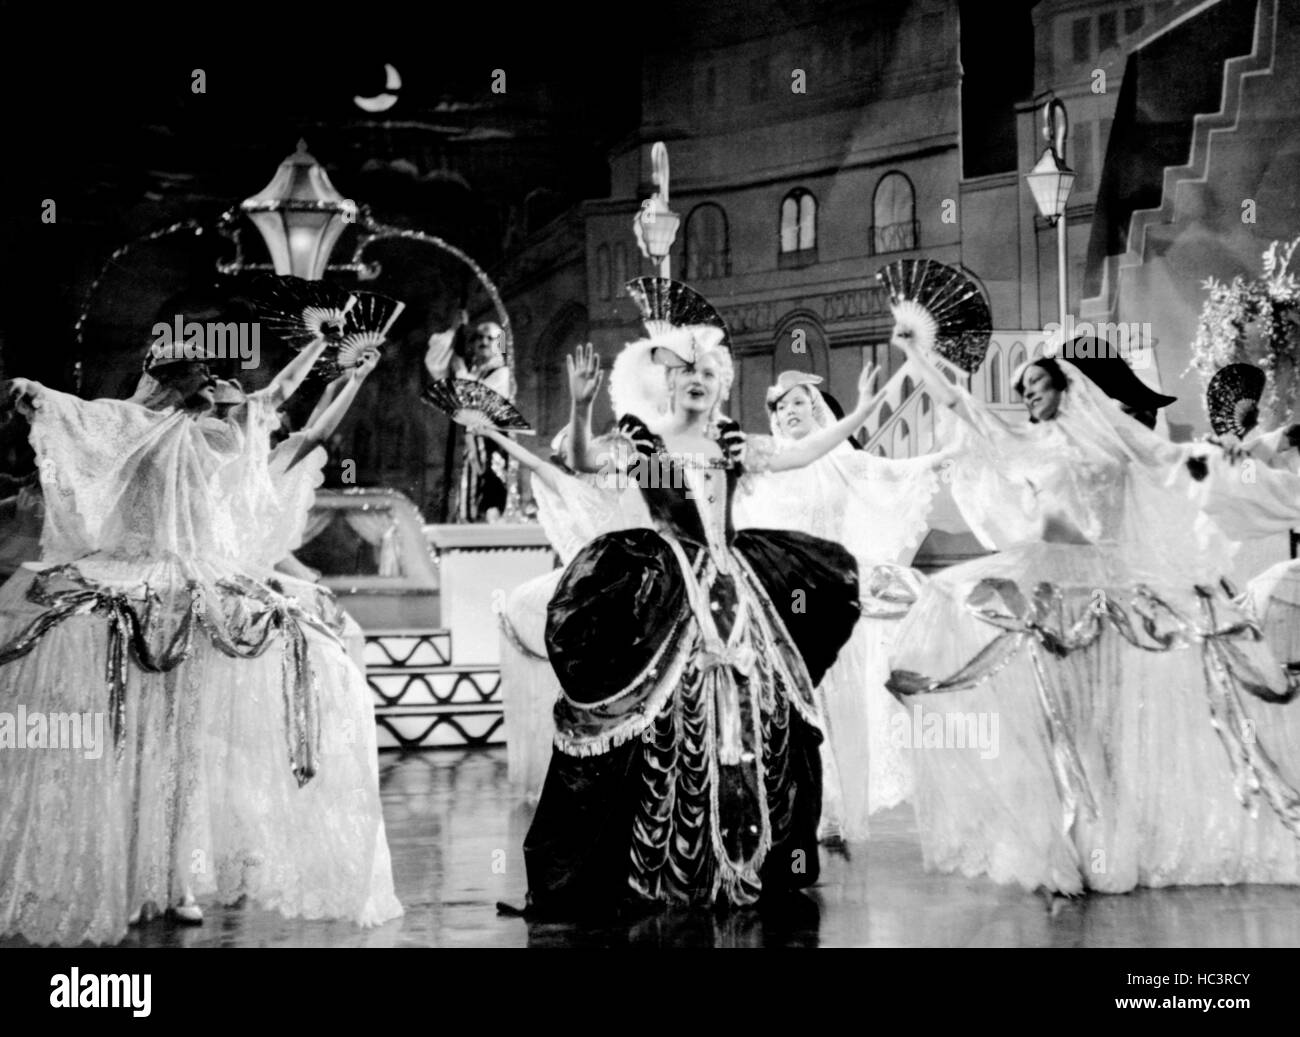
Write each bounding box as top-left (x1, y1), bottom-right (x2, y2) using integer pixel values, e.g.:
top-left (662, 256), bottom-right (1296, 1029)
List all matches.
top-left (219, 351), bottom-right (378, 669)
top-left (732, 373), bottom-right (943, 842)
top-left (0, 346), bottom-right (400, 945)
top-left (885, 312), bottom-right (1300, 895)
top-left (1195, 420), bottom-right (1300, 669)
top-left (201, 347), bottom-right (400, 930)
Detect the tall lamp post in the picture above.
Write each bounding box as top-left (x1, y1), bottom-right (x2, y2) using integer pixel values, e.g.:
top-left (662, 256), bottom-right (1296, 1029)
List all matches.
top-left (1026, 98), bottom-right (1076, 331)
top-left (632, 142), bottom-right (681, 278)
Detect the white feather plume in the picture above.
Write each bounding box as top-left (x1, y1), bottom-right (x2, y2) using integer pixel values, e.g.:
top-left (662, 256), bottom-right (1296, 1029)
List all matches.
top-left (889, 298), bottom-right (938, 357)
top-left (608, 338), bottom-right (671, 430)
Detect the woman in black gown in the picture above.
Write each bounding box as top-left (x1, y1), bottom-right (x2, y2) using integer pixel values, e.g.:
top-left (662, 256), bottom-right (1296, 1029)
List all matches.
top-left (479, 288), bottom-right (880, 915)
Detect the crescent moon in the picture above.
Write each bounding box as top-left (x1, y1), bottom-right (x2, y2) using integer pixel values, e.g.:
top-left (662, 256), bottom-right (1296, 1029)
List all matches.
top-left (354, 63), bottom-right (401, 113)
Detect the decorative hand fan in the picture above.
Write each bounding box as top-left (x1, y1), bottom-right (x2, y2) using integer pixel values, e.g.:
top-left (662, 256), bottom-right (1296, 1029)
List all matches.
top-left (324, 291), bottom-right (407, 376)
top-left (250, 275), bottom-right (357, 350)
top-left (1206, 362), bottom-right (1266, 437)
top-left (876, 259), bottom-right (991, 374)
top-left (625, 277), bottom-right (730, 342)
top-left (422, 377), bottom-right (534, 435)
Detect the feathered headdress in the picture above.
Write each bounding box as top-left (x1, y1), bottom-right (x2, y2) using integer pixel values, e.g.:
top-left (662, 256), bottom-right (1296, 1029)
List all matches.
top-left (609, 277), bottom-right (733, 430)
top-left (608, 325), bottom-right (733, 429)
top-left (625, 277), bottom-right (730, 344)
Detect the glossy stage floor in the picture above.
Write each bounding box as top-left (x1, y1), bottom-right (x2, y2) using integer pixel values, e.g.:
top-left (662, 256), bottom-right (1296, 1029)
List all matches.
top-left (29, 746), bottom-right (1281, 949)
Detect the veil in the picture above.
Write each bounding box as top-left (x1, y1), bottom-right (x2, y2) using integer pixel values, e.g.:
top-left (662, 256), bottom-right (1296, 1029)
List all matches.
top-left (126, 371), bottom-right (183, 411)
top-left (936, 357), bottom-right (1234, 582)
top-left (27, 384), bottom-right (235, 565)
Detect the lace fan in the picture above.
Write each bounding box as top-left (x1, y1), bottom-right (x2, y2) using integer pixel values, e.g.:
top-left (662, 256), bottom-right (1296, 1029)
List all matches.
top-left (1206, 362), bottom-right (1266, 437)
top-left (876, 259), bottom-right (991, 374)
top-left (250, 275), bottom-right (357, 350)
top-left (422, 378), bottom-right (534, 435)
top-left (324, 291), bottom-right (407, 376)
top-left (625, 276), bottom-right (730, 342)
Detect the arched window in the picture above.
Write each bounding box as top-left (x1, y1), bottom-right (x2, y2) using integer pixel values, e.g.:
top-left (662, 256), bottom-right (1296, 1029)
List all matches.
top-left (613, 243), bottom-right (628, 289)
top-left (893, 419), bottom-right (911, 456)
top-left (1009, 341), bottom-right (1027, 378)
top-left (780, 189), bottom-right (816, 253)
top-left (986, 348), bottom-right (1002, 404)
top-left (595, 244), bottom-right (611, 301)
top-left (872, 172), bottom-right (917, 254)
top-left (921, 393), bottom-right (931, 415)
top-left (685, 204), bottom-right (729, 280)
top-left (877, 401), bottom-right (893, 426)
top-left (873, 446), bottom-right (887, 458)
top-left (902, 375), bottom-right (915, 399)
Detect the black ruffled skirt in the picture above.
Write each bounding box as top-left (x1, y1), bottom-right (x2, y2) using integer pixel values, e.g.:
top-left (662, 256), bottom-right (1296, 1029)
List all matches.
top-left (524, 527), bottom-right (859, 913)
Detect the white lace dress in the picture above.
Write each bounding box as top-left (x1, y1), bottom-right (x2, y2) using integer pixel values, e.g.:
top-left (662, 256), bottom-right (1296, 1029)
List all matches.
top-left (0, 389), bottom-right (400, 945)
top-left (1195, 425), bottom-right (1300, 671)
top-left (257, 437), bottom-right (367, 670)
top-left (732, 435), bottom-right (941, 841)
top-left (888, 366), bottom-right (1300, 893)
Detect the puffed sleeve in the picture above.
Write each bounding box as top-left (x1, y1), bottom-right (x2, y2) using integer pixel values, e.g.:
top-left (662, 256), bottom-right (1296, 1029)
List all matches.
top-left (532, 462), bottom-right (652, 565)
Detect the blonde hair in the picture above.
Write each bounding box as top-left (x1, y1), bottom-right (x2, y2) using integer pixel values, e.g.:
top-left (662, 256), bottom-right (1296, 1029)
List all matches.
top-left (666, 342), bottom-right (733, 419)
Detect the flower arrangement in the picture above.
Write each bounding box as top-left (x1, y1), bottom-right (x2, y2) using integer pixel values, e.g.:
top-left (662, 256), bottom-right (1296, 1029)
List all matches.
top-left (1190, 237), bottom-right (1300, 427)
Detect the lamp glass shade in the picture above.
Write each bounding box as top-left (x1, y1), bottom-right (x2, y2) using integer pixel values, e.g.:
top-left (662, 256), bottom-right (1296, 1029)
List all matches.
top-left (633, 200), bottom-right (681, 261)
top-left (1026, 148), bottom-right (1076, 221)
top-left (242, 141), bottom-right (353, 280)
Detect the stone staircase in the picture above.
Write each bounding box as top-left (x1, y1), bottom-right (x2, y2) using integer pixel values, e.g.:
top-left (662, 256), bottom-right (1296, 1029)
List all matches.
top-left (1082, 0), bottom-right (1276, 318)
top-left (363, 628), bottom-right (504, 750)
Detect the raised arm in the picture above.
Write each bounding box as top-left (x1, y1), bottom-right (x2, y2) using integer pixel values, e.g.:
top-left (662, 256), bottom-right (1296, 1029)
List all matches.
top-left (767, 363), bottom-right (884, 472)
top-left (473, 423), bottom-right (565, 496)
top-left (283, 350), bottom-right (379, 470)
top-left (564, 344), bottom-right (605, 473)
top-left (258, 336), bottom-right (331, 409)
top-left (1240, 423), bottom-right (1300, 466)
top-left (304, 370), bottom-right (351, 430)
top-left (888, 312), bottom-right (1012, 436)
top-left (424, 310), bottom-right (469, 381)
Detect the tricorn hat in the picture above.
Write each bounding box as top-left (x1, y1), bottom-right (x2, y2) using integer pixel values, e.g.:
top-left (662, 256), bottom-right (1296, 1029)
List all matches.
top-left (1064, 343), bottom-right (1177, 413)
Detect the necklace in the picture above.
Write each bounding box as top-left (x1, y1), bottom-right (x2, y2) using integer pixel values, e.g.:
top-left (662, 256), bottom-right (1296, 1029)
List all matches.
top-left (669, 452), bottom-right (730, 470)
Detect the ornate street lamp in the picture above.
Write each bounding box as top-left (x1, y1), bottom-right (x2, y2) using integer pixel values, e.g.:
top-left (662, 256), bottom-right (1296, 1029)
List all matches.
top-left (632, 142), bottom-right (681, 278)
top-left (228, 139), bottom-right (356, 281)
top-left (1026, 98), bottom-right (1076, 326)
